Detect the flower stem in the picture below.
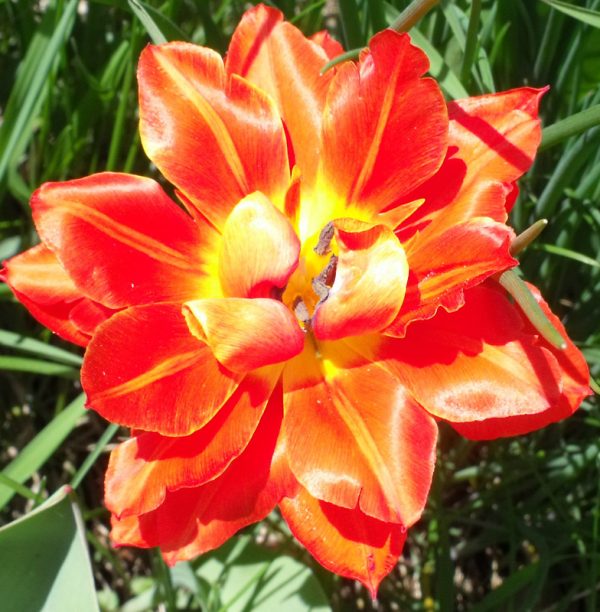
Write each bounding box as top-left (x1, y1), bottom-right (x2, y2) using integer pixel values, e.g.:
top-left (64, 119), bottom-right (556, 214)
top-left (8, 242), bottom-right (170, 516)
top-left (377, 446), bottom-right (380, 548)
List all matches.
top-left (389, 0), bottom-right (440, 33)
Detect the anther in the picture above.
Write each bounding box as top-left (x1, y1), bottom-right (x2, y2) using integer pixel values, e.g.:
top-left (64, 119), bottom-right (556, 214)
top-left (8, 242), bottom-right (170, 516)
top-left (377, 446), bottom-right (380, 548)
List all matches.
top-left (314, 221), bottom-right (334, 256)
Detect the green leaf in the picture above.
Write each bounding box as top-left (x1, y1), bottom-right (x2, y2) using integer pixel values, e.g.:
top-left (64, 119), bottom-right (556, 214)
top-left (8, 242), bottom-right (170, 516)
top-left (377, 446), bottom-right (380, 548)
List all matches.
top-left (533, 243), bottom-right (600, 269)
top-left (195, 535), bottom-right (331, 612)
top-left (0, 330), bottom-right (82, 366)
top-left (0, 355), bottom-right (79, 377)
top-left (127, 0), bottom-right (186, 44)
top-left (0, 394), bottom-right (86, 511)
top-left (470, 563), bottom-right (540, 612)
top-left (541, 0), bottom-right (600, 28)
top-left (0, 486), bottom-right (99, 611)
top-left (540, 104), bottom-right (600, 150)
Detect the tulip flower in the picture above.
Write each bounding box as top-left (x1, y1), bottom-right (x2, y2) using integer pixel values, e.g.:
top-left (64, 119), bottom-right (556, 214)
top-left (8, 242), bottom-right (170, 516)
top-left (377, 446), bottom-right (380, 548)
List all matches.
top-left (1, 4), bottom-right (590, 596)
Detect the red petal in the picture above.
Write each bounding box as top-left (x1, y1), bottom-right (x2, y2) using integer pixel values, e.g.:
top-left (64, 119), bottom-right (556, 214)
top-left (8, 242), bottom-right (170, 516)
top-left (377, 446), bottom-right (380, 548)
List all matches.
top-left (310, 31), bottom-right (345, 60)
top-left (398, 87), bottom-right (545, 241)
top-left (184, 298), bottom-right (304, 372)
top-left (280, 484), bottom-right (407, 598)
top-left (387, 219), bottom-right (516, 336)
top-left (225, 4), bottom-right (335, 184)
top-left (105, 365), bottom-right (281, 517)
top-left (380, 284), bottom-right (569, 424)
top-left (1, 244), bottom-right (111, 346)
top-left (32, 173), bottom-right (212, 309)
top-left (283, 343), bottom-right (437, 525)
top-left (312, 219), bottom-right (408, 340)
top-left (451, 283), bottom-right (591, 439)
top-left (82, 303), bottom-right (241, 435)
top-left (110, 391), bottom-right (296, 563)
top-left (138, 41), bottom-right (289, 229)
top-left (317, 30), bottom-right (447, 222)
top-left (219, 192), bottom-right (300, 298)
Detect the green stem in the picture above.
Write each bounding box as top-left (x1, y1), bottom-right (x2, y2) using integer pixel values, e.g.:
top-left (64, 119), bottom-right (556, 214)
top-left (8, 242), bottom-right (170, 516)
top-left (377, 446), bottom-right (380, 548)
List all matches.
top-left (389, 0), bottom-right (440, 33)
top-left (540, 104), bottom-right (600, 151)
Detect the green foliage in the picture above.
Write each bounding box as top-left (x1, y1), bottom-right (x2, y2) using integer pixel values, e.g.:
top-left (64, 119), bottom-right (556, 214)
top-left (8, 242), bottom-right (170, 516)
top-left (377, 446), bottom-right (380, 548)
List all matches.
top-left (0, 0), bottom-right (598, 610)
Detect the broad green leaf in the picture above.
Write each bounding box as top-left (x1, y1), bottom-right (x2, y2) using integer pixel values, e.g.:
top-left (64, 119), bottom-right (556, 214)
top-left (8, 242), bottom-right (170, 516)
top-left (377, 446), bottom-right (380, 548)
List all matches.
top-left (0, 329), bottom-right (83, 365)
top-left (0, 394), bottom-right (86, 511)
top-left (194, 535), bottom-right (331, 612)
top-left (541, 0), bottom-right (600, 28)
top-left (0, 486), bottom-right (99, 611)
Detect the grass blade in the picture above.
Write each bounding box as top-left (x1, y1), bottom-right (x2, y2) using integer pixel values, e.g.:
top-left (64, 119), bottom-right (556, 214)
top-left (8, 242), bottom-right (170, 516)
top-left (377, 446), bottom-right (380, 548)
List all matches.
top-left (540, 104), bottom-right (600, 150)
top-left (541, 0), bottom-right (600, 28)
top-left (0, 329), bottom-right (82, 366)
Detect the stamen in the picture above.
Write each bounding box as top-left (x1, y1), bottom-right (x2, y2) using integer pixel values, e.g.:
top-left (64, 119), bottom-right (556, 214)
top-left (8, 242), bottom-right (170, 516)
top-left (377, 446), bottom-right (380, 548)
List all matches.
top-left (312, 255), bottom-right (338, 306)
top-left (314, 221), bottom-right (335, 256)
top-left (293, 296), bottom-right (311, 326)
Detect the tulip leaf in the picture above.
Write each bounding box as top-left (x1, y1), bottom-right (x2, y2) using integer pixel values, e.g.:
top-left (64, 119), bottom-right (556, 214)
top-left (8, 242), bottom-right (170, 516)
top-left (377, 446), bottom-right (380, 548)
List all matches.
top-left (540, 104), bottom-right (600, 150)
top-left (0, 486), bottom-right (99, 611)
top-left (0, 394), bottom-right (86, 511)
top-left (194, 535), bottom-right (331, 611)
top-left (127, 0), bottom-right (187, 44)
top-left (0, 355), bottom-right (79, 377)
top-left (541, 0), bottom-right (600, 28)
top-left (0, 329), bottom-right (83, 365)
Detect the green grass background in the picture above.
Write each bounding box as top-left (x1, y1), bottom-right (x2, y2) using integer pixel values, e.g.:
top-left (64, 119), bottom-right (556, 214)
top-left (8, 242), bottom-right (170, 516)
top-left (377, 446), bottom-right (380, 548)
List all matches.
top-left (0, 0), bottom-right (599, 610)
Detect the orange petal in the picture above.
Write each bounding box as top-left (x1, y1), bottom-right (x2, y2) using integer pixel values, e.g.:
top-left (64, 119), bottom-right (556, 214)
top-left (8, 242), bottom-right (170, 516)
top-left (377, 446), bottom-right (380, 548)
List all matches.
top-left (450, 283), bottom-right (591, 439)
top-left (105, 365), bottom-right (281, 517)
top-left (225, 4), bottom-right (335, 184)
top-left (82, 303), bottom-right (241, 435)
top-left (184, 298), bottom-right (304, 372)
top-left (380, 284), bottom-right (569, 423)
top-left (310, 30), bottom-right (344, 60)
top-left (110, 391), bottom-right (296, 563)
top-left (283, 343), bottom-right (438, 525)
top-left (312, 219), bottom-right (408, 340)
top-left (1, 244), bottom-right (112, 346)
top-left (387, 219), bottom-right (516, 336)
top-left (398, 87), bottom-right (545, 241)
top-left (138, 41), bottom-right (289, 230)
top-left (31, 173), bottom-right (212, 309)
top-left (280, 484), bottom-right (407, 598)
top-left (219, 192), bottom-right (300, 298)
top-left (317, 30), bottom-right (447, 217)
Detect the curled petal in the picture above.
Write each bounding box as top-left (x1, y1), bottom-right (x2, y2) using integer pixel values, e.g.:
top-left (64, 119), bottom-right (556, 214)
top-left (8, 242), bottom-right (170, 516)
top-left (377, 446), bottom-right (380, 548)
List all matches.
top-left (105, 366), bottom-right (281, 517)
top-left (387, 219), bottom-right (517, 336)
top-left (1, 244), bottom-right (112, 346)
top-left (32, 173), bottom-right (212, 309)
top-left (380, 285), bottom-right (570, 423)
top-left (82, 303), bottom-right (241, 436)
top-left (312, 219), bottom-right (408, 340)
top-left (219, 192), bottom-right (300, 298)
top-left (283, 343), bottom-right (437, 525)
top-left (317, 29), bottom-right (447, 219)
top-left (225, 3), bottom-right (334, 183)
top-left (111, 392), bottom-right (296, 564)
top-left (310, 31), bottom-right (344, 60)
top-left (451, 283), bottom-right (591, 439)
top-left (280, 484), bottom-right (407, 598)
top-left (138, 41), bottom-right (289, 229)
top-left (184, 298), bottom-right (304, 372)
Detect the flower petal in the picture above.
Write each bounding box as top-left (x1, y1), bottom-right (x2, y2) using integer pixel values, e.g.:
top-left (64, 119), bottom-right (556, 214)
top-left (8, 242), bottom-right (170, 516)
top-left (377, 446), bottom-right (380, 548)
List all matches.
top-left (82, 303), bottom-right (241, 436)
top-left (283, 343), bottom-right (438, 525)
top-left (316, 30), bottom-right (447, 222)
top-left (32, 173), bottom-right (213, 309)
top-left (280, 484), bottom-right (407, 598)
top-left (310, 31), bottom-right (344, 60)
top-left (138, 41), bottom-right (289, 229)
top-left (110, 391), bottom-right (296, 564)
top-left (225, 4), bottom-right (334, 183)
top-left (219, 192), bottom-right (300, 298)
top-left (105, 365), bottom-right (281, 517)
top-left (387, 219), bottom-right (516, 336)
top-left (380, 284), bottom-right (568, 423)
top-left (398, 87), bottom-right (545, 241)
top-left (450, 283), bottom-right (591, 439)
top-left (1, 244), bottom-right (110, 346)
top-left (312, 219), bottom-right (408, 340)
top-left (184, 298), bottom-right (304, 372)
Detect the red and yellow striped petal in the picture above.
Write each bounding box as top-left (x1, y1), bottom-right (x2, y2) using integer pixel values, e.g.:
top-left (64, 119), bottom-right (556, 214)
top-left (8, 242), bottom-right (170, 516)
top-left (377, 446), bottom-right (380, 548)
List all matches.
top-left (225, 4), bottom-right (335, 183)
top-left (312, 219), bottom-right (408, 340)
top-left (32, 173), bottom-right (212, 309)
top-left (219, 192), bottom-right (300, 298)
top-left (138, 41), bottom-right (289, 229)
top-left (283, 343), bottom-right (437, 525)
top-left (450, 283), bottom-right (591, 439)
top-left (381, 284), bottom-right (568, 423)
top-left (105, 365), bottom-right (281, 518)
top-left (280, 484), bottom-right (407, 598)
top-left (184, 298), bottom-right (304, 372)
top-left (1, 244), bottom-right (112, 346)
top-left (317, 30), bottom-right (447, 218)
top-left (82, 303), bottom-right (241, 436)
top-left (387, 219), bottom-right (516, 336)
top-left (110, 392), bottom-right (296, 564)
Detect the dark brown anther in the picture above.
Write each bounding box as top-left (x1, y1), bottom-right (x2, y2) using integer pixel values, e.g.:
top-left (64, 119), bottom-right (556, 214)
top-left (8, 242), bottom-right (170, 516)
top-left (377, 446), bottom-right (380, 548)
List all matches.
top-left (314, 221), bottom-right (335, 256)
